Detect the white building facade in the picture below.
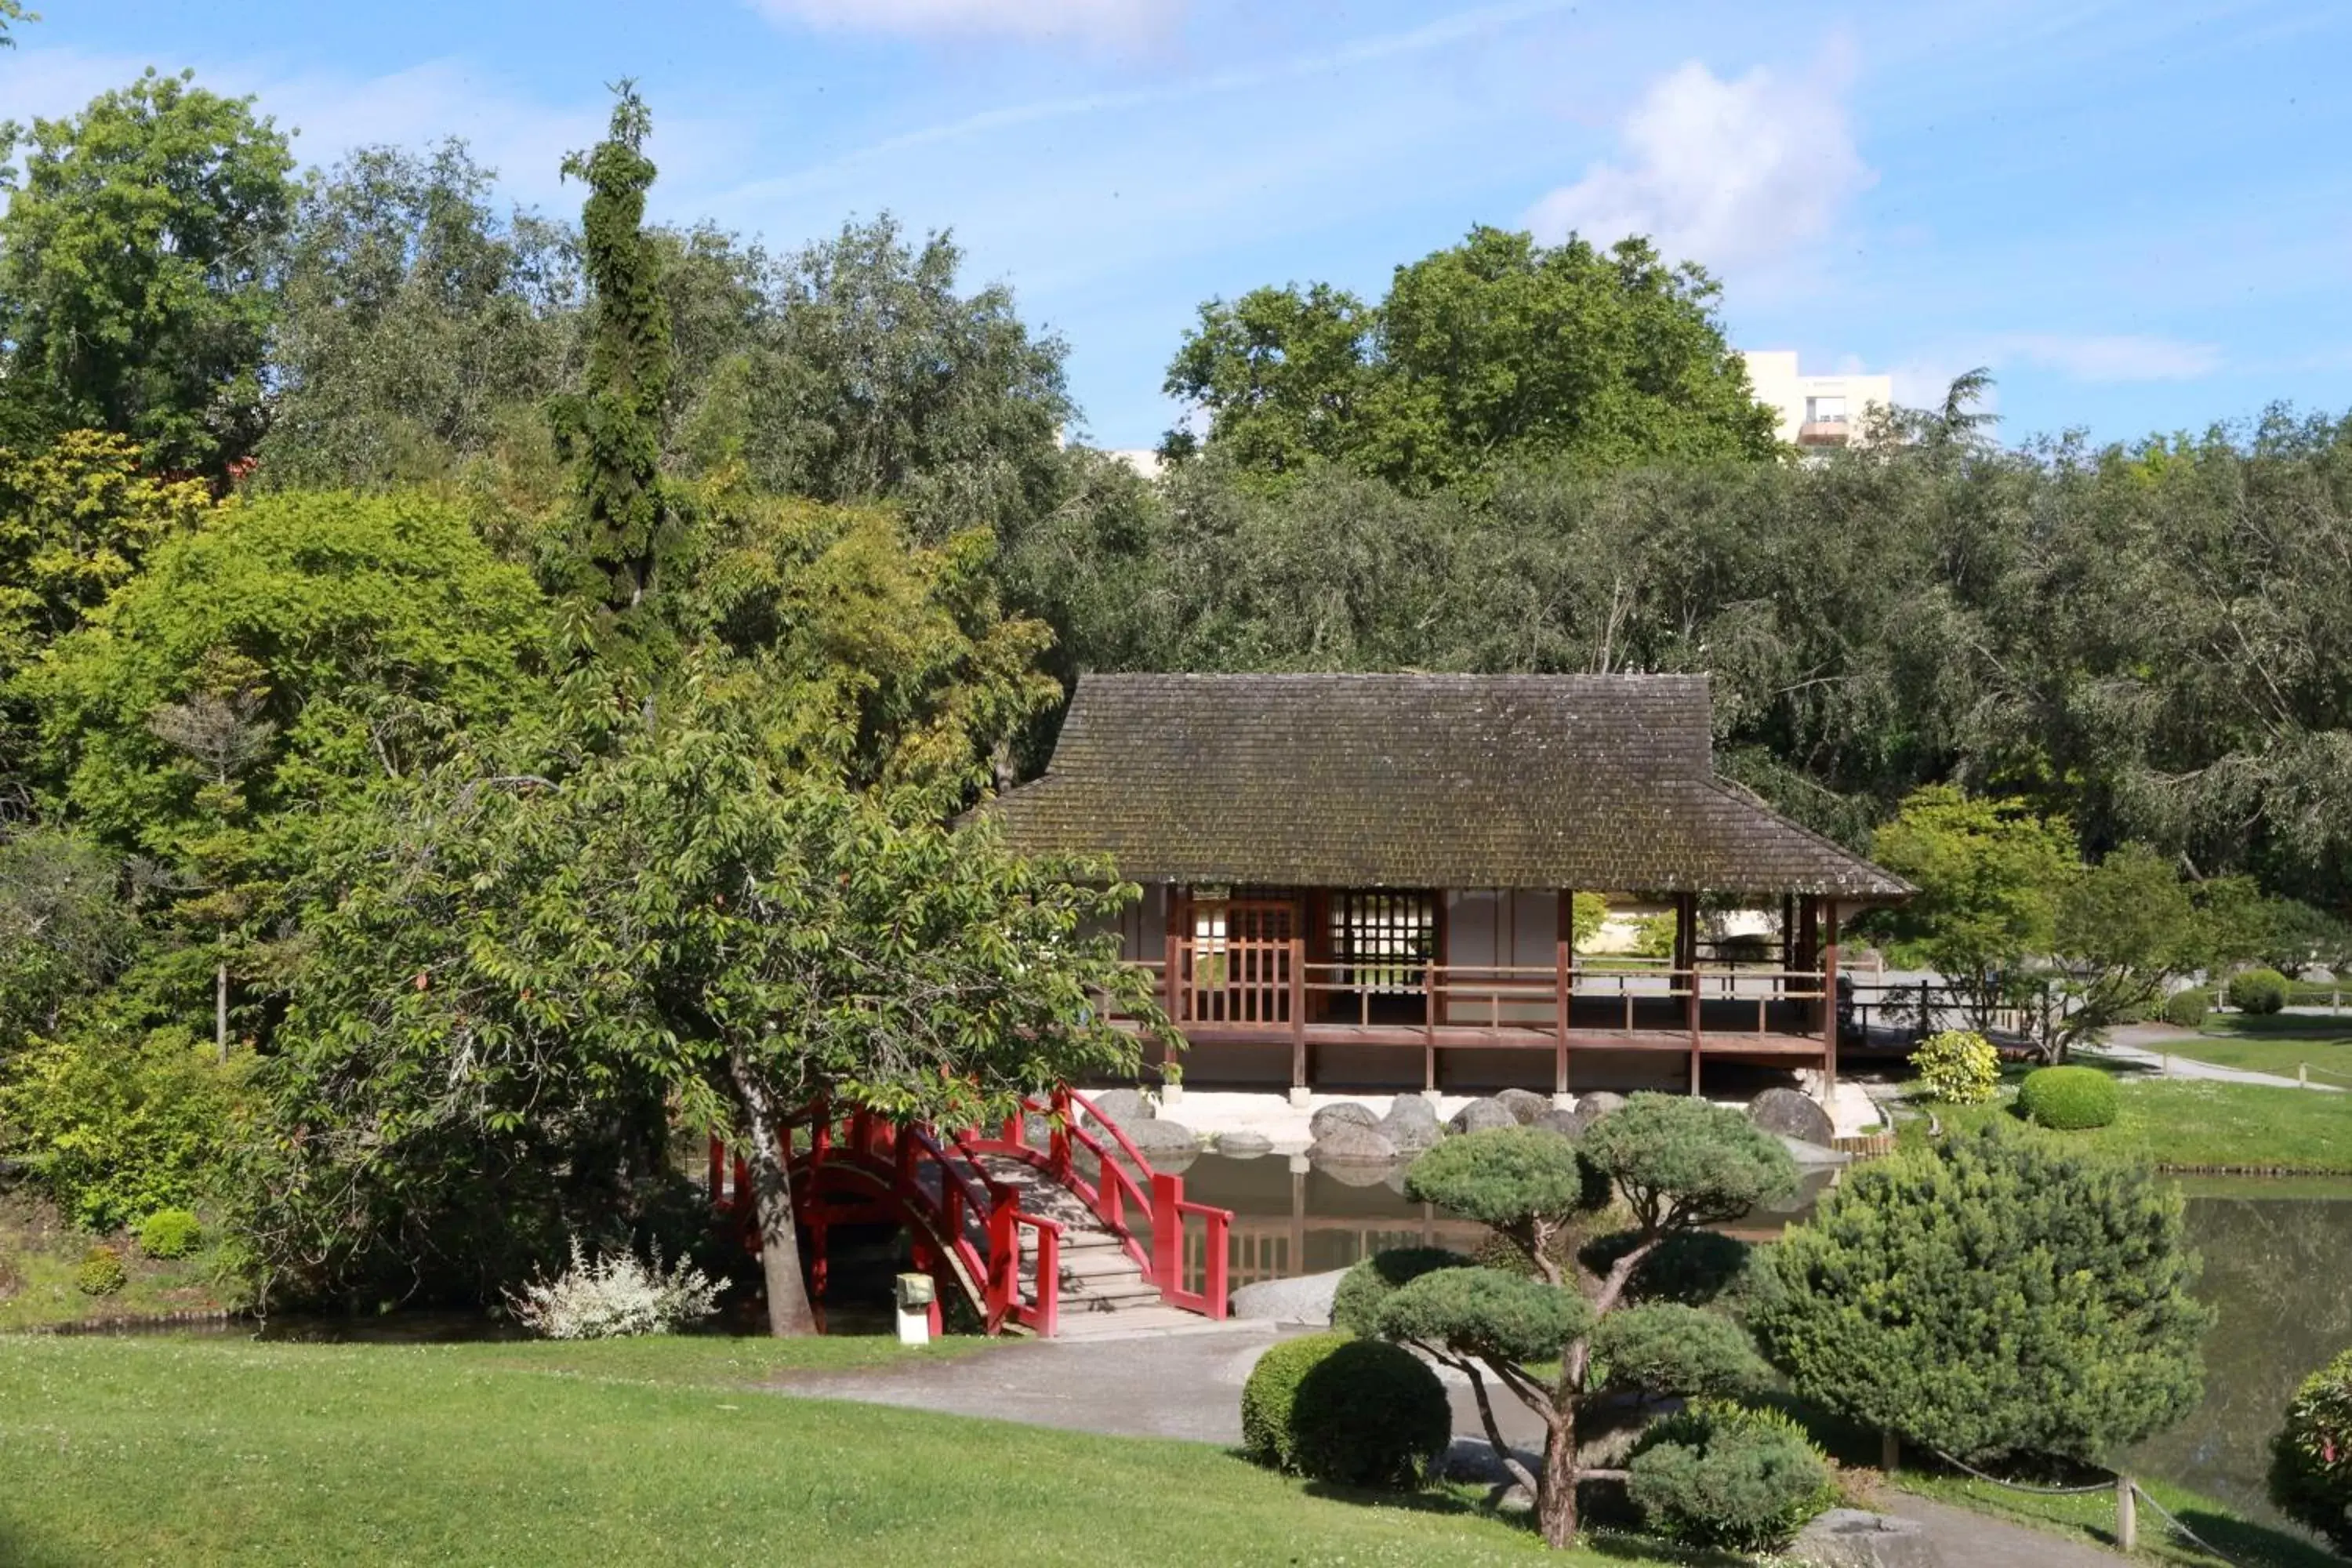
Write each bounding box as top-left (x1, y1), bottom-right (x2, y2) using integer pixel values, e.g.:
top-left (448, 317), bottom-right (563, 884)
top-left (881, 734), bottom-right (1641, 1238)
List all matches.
top-left (1740, 350), bottom-right (1893, 449)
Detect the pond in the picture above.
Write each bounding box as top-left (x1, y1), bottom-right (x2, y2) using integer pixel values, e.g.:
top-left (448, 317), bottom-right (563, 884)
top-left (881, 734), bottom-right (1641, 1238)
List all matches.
top-left (1177, 1152), bottom-right (2352, 1534)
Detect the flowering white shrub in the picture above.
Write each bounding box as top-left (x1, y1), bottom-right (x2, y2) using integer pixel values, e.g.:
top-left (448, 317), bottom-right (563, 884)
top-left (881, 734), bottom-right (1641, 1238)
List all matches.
top-left (508, 1238), bottom-right (721, 1340)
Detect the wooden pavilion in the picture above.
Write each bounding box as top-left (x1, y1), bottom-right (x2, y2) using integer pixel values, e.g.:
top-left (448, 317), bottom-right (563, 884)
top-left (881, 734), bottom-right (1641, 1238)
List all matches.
top-left (982, 673), bottom-right (1911, 1099)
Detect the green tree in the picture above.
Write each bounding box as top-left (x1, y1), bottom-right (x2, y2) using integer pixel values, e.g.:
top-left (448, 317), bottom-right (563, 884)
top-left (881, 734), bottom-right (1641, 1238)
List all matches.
top-left (0, 2), bottom-right (36, 47)
top-left (549, 84), bottom-right (673, 626)
top-left (1167, 227), bottom-right (1782, 493)
top-left (1864, 786), bottom-right (2076, 1028)
top-left (1752, 1123), bottom-right (2211, 1465)
top-left (0, 71), bottom-right (295, 476)
top-left (262, 140), bottom-right (579, 491)
top-left (2050, 842), bottom-right (2209, 1050)
top-left (250, 681), bottom-right (1157, 1334)
top-left (1373, 1106), bottom-right (1797, 1548)
top-left (0, 828), bottom-right (139, 1060)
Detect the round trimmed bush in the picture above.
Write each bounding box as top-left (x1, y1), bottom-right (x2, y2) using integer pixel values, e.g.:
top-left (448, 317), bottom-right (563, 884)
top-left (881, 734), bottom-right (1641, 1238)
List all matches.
top-left (2270, 1346), bottom-right (2352, 1553)
top-left (2161, 989), bottom-right (2212, 1030)
top-left (1330, 1247), bottom-right (1471, 1337)
top-left (75, 1245), bottom-right (127, 1298)
top-left (1627, 1399), bottom-right (1838, 1554)
top-left (1909, 1029), bottom-right (2000, 1105)
top-left (1240, 1331), bottom-right (1451, 1489)
top-left (2016, 1065), bottom-right (2119, 1131)
top-left (136, 1208), bottom-right (203, 1260)
top-left (2227, 967), bottom-right (2291, 1015)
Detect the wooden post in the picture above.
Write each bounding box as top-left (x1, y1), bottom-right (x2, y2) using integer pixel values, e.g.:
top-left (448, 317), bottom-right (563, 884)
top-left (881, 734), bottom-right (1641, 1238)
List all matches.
top-left (2115, 1475), bottom-right (2137, 1552)
top-left (1687, 958), bottom-right (1704, 1097)
top-left (1554, 890), bottom-right (1573, 1098)
top-left (1822, 899), bottom-right (1842, 1094)
top-left (1288, 936), bottom-right (1307, 1093)
top-left (1881, 1431), bottom-right (1900, 1473)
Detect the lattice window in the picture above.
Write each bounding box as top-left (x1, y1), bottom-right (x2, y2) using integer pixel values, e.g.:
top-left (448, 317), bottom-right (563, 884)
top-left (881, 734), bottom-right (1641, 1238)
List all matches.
top-left (1328, 891), bottom-right (1435, 993)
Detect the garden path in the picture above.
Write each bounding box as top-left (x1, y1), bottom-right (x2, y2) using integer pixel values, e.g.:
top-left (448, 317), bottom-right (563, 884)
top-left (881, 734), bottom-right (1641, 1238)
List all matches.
top-left (2098, 1027), bottom-right (2343, 1091)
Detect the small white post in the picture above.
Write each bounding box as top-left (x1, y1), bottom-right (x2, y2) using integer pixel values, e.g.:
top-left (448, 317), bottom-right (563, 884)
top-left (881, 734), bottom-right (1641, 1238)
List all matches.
top-left (2302, 1062), bottom-right (2311, 1090)
top-left (2115, 1475), bottom-right (2137, 1552)
top-left (894, 1273), bottom-right (934, 1347)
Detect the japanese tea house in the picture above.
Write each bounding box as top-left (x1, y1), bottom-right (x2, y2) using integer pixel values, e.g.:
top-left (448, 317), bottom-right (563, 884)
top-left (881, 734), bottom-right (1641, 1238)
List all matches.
top-left (982, 673), bottom-right (1911, 1098)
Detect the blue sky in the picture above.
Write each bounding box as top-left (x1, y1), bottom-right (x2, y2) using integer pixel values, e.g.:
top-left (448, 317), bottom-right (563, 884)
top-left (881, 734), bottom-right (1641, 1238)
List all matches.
top-left (5, 1), bottom-right (2347, 450)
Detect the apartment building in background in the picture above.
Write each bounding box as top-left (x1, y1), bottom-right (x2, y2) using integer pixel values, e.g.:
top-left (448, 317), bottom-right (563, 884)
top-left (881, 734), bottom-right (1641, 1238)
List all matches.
top-left (1740, 350), bottom-right (1893, 449)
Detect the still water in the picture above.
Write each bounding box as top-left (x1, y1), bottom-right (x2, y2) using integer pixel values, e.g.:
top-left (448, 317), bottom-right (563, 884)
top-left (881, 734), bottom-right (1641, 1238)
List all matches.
top-left (1174, 1153), bottom-right (2352, 1533)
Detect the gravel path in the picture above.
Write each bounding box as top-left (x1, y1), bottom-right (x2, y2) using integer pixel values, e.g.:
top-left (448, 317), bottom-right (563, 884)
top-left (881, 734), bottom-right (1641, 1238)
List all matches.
top-left (2096, 1025), bottom-right (2343, 1091)
top-left (1880, 1493), bottom-right (2131, 1567)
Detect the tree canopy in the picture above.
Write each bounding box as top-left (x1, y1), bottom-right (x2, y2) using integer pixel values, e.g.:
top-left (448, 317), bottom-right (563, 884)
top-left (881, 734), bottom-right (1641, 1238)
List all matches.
top-left (1166, 227), bottom-right (1781, 492)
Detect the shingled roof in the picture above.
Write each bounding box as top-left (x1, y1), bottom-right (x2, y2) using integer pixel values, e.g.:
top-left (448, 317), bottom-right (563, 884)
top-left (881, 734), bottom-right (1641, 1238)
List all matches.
top-left (981, 673), bottom-right (1910, 899)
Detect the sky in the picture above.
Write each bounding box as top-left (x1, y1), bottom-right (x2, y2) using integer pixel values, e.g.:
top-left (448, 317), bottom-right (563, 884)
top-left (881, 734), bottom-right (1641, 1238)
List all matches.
top-left (4, 0), bottom-right (2347, 451)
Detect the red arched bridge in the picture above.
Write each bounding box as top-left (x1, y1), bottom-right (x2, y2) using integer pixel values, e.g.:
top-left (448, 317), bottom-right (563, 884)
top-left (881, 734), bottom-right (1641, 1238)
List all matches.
top-left (710, 1087), bottom-right (1232, 1340)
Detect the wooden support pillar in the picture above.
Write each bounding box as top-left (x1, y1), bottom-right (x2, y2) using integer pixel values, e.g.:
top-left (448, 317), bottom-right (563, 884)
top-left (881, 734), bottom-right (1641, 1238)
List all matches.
top-left (1821, 898), bottom-right (1842, 1094)
top-left (1554, 890), bottom-right (1573, 1098)
top-left (1288, 936), bottom-right (1307, 1094)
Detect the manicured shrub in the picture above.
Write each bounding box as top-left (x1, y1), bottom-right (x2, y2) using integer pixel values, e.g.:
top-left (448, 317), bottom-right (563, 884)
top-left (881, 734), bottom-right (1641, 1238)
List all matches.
top-left (1240, 1330), bottom-right (1450, 1489)
top-left (1330, 1247), bottom-right (1471, 1337)
top-left (74, 1245), bottom-right (127, 1298)
top-left (1753, 1123), bottom-right (2209, 1465)
top-left (2016, 1065), bottom-right (2118, 1131)
top-left (2227, 967), bottom-right (2291, 1015)
top-left (1627, 1400), bottom-right (1838, 1554)
top-left (2270, 1346), bottom-right (2352, 1553)
top-left (1908, 1029), bottom-right (1999, 1105)
top-left (2161, 989), bottom-right (2212, 1030)
top-left (506, 1239), bottom-right (720, 1339)
top-left (136, 1208), bottom-right (203, 1260)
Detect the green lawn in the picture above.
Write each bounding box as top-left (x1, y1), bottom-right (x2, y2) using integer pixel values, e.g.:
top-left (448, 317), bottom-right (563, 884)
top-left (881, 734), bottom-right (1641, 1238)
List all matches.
top-left (0, 1334), bottom-right (1680, 1567)
top-left (2132, 1014), bottom-right (2352, 1086)
top-left (1902, 1073), bottom-right (2352, 1174)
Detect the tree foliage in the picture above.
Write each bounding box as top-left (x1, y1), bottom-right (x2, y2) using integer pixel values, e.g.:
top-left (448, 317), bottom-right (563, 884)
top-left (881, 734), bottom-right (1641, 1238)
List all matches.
top-left (1752, 1123), bottom-right (2211, 1465)
top-left (1374, 1099), bottom-right (1798, 1548)
top-left (0, 71), bottom-right (295, 476)
top-left (1167, 227), bottom-right (1780, 492)
top-left (1865, 786), bottom-right (2074, 1021)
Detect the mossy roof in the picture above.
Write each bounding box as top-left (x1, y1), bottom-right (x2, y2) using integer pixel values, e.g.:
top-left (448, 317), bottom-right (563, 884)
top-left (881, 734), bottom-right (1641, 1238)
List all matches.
top-left (981, 673), bottom-right (1910, 898)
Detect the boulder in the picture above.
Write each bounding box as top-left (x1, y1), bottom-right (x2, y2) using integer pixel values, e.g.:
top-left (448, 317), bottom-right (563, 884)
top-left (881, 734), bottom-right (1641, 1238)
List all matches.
top-left (1081, 1087), bottom-right (1155, 1131)
top-left (1308, 1102), bottom-right (1379, 1141)
top-left (1307, 1121), bottom-right (1400, 1166)
top-left (1213, 1129), bottom-right (1274, 1158)
top-left (1493, 1087), bottom-right (1551, 1125)
top-left (1447, 1098), bottom-right (1519, 1135)
top-left (1529, 1107), bottom-right (1581, 1138)
top-left (1563, 1091), bottom-right (1627, 1135)
top-left (1228, 1268), bottom-right (1346, 1324)
top-left (1751, 1086), bottom-right (1837, 1147)
top-left (1124, 1118), bottom-right (1202, 1160)
top-left (1788, 1508), bottom-right (1943, 1568)
top-left (1379, 1094), bottom-right (1443, 1152)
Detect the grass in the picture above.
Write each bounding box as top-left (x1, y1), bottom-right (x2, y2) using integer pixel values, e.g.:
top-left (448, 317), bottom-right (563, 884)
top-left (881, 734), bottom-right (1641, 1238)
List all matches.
top-left (1897, 1068), bottom-right (2352, 1174)
top-left (0, 1192), bottom-right (240, 1332)
top-left (0, 1334), bottom-right (1704, 1566)
top-left (1895, 1470), bottom-right (2341, 1568)
top-left (2133, 1013), bottom-right (2352, 1086)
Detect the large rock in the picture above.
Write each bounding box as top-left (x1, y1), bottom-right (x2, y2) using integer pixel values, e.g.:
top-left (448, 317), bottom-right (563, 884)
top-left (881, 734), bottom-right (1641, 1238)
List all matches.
top-left (1082, 1087), bottom-right (1156, 1131)
top-left (1529, 1107), bottom-right (1581, 1138)
top-left (1124, 1118), bottom-right (1202, 1160)
top-left (1307, 1120), bottom-right (1400, 1166)
top-left (1380, 1094), bottom-right (1444, 1152)
top-left (1308, 1102), bottom-right (1379, 1141)
top-left (1751, 1086), bottom-right (1837, 1147)
top-left (1228, 1268), bottom-right (1347, 1324)
top-left (1447, 1098), bottom-right (1519, 1135)
top-left (1788, 1508), bottom-right (1943, 1568)
top-left (1563, 1091), bottom-right (1627, 1135)
top-left (1213, 1129), bottom-right (1273, 1158)
top-left (1493, 1087), bottom-right (1551, 1125)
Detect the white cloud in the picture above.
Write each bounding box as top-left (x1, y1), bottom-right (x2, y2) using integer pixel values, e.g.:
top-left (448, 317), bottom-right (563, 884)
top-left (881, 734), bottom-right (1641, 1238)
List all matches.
top-left (1524, 53), bottom-right (1873, 273)
top-left (748, 0), bottom-right (1184, 49)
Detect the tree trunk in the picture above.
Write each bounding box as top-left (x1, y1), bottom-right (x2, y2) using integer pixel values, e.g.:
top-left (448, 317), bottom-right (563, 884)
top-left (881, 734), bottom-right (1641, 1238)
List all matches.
top-left (1537, 1408), bottom-right (1580, 1548)
top-left (215, 960), bottom-right (230, 1062)
top-left (731, 1059), bottom-right (818, 1338)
